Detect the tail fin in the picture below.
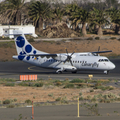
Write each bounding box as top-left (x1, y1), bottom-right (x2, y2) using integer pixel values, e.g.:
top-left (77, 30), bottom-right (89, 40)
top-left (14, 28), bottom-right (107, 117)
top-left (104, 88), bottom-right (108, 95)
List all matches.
top-left (12, 30), bottom-right (46, 60)
top-left (13, 30), bottom-right (46, 55)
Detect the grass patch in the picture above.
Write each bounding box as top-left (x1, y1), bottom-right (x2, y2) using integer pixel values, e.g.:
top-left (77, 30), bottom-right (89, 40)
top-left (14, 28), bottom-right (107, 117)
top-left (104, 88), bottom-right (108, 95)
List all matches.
top-left (70, 79), bottom-right (85, 83)
top-left (0, 41), bottom-right (14, 48)
top-left (4, 83), bottom-right (15, 86)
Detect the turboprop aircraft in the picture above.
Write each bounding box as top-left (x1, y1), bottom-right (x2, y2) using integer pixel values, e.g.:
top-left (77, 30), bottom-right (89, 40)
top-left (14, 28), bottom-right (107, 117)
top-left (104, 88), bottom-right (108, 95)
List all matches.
top-left (12, 30), bottom-right (115, 74)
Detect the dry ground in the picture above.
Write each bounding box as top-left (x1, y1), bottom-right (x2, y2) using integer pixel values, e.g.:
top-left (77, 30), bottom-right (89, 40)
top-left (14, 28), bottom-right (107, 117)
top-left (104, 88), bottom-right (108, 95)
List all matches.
top-left (0, 85), bottom-right (120, 104)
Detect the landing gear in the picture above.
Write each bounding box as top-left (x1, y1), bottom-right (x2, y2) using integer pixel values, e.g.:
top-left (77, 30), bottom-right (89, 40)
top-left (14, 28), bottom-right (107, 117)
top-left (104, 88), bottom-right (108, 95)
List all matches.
top-left (57, 71), bottom-right (63, 74)
top-left (56, 69), bottom-right (63, 74)
top-left (104, 70), bottom-right (109, 74)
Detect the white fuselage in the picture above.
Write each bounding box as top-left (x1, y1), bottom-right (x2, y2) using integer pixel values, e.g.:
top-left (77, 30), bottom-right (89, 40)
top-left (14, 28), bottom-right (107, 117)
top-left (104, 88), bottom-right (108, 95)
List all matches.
top-left (13, 52), bottom-right (115, 72)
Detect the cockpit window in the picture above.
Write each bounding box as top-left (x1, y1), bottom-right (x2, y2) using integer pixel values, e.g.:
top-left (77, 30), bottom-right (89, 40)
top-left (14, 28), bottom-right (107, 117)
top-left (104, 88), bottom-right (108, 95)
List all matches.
top-left (98, 59), bottom-right (109, 62)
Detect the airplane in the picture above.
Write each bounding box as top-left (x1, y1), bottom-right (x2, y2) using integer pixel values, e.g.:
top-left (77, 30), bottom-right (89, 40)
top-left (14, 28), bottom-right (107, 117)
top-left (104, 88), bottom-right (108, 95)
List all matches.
top-left (12, 30), bottom-right (115, 74)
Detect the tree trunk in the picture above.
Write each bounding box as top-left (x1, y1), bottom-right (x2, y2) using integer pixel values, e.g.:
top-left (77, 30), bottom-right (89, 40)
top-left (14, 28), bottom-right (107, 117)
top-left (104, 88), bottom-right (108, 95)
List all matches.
top-left (97, 26), bottom-right (103, 36)
top-left (82, 23), bottom-right (87, 36)
top-left (115, 25), bottom-right (119, 34)
top-left (39, 18), bottom-right (43, 32)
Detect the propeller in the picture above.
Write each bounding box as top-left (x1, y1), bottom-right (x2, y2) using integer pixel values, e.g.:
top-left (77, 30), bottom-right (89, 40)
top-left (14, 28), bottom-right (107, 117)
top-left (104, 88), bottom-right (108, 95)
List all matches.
top-left (98, 46), bottom-right (100, 52)
top-left (64, 48), bottom-right (75, 66)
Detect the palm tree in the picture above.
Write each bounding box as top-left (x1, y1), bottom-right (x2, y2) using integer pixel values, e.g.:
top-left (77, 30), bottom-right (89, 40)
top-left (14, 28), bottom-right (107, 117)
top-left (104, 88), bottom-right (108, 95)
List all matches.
top-left (105, 0), bottom-right (120, 9)
top-left (52, 7), bottom-right (64, 24)
top-left (1, 0), bottom-right (25, 25)
top-left (106, 8), bottom-right (120, 34)
top-left (28, 1), bottom-right (51, 32)
top-left (65, 3), bottom-right (89, 36)
top-left (89, 8), bottom-right (109, 36)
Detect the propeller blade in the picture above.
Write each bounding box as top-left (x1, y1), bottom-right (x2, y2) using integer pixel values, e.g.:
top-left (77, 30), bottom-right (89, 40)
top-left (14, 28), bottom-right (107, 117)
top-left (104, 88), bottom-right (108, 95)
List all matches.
top-left (98, 46), bottom-right (100, 52)
top-left (70, 51), bottom-right (75, 57)
top-left (64, 49), bottom-right (75, 66)
top-left (65, 48), bottom-right (68, 55)
top-left (70, 59), bottom-right (73, 66)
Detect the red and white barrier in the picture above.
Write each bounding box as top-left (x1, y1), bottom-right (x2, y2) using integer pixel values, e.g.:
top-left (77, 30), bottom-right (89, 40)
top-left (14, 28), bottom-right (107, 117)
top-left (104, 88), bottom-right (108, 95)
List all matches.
top-left (20, 75), bottom-right (37, 81)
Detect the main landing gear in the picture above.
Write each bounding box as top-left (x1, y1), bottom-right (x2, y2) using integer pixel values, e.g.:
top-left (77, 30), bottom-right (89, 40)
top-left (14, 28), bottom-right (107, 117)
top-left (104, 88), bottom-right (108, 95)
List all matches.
top-left (104, 70), bottom-right (109, 74)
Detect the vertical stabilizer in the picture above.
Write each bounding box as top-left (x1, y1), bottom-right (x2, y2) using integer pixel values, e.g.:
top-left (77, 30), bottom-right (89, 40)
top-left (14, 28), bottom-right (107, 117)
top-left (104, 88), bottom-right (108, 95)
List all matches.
top-left (12, 30), bottom-right (46, 60)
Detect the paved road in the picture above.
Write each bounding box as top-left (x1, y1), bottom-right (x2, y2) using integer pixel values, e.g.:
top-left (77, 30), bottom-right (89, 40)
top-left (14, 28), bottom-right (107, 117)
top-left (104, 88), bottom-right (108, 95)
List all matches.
top-left (0, 103), bottom-right (120, 120)
top-left (0, 59), bottom-right (120, 80)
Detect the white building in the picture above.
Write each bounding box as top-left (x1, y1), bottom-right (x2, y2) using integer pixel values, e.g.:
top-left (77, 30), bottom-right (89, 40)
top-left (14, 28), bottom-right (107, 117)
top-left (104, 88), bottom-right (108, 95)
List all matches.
top-left (0, 25), bottom-right (37, 38)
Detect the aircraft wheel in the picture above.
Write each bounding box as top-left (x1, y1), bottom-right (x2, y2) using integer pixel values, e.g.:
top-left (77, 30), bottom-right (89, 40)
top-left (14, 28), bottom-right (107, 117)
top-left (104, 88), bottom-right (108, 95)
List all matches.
top-left (104, 70), bottom-right (109, 74)
top-left (57, 71), bottom-right (62, 74)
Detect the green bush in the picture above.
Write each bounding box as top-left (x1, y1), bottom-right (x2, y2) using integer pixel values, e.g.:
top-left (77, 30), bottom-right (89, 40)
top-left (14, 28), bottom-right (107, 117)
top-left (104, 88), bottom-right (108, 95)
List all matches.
top-left (95, 37), bottom-right (100, 40)
top-left (70, 79), bottom-right (84, 83)
top-left (55, 97), bottom-right (61, 101)
top-left (90, 89), bottom-right (94, 92)
top-left (28, 38), bottom-right (35, 42)
top-left (87, 37), bottom-right (93, 40)
top-left (110, 37), bottom-right (116, 40)
top-left (5, 83), bottom-right (15, 86)
top-left (55, 81), bottom-right (62, 86)
top-left (18, 82), bottom-right (29, 86)
top-left (64, 83), bottom-right (74, 88)
top-left (25, 99), bottom-right (32, 104)
top-left (7, 104), bottom-right (15, 108)
top-left (34, 83), bottom-right (43, 87)
top-left (79, 97), bottom-right (84, 101)
top-left (13, 98), bottom-right (17, 102)
top-left (3, 99), bottom-right (11, 104)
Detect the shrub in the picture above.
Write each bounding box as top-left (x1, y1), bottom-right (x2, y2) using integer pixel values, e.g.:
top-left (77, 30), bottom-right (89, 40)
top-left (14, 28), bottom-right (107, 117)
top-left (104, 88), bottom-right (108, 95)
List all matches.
top-left (91, 97), bottom-right (97, 102)
top-left (13, 98), bottom-right (17, 102)
top-left (7, 104), bottom-right (15, 108)
top-left (28, 38), bottom-right (35, 42)
top-left (48, 93), bottom-right (53, 97)
top-left (64, 83), bottom-right (74, 88)
top-left (95, 37), bottom-right (100, 40)
top-left (70, 79), bottom-right (84, 83)
top-left (90, 89), bottom-right (94, 92)
top-left (110, 37), bottom-right (116, 40)
top-left (3, 99), bottom-right (11, 104)
top-left (55, 97), bottom-right (61, 101)
top-left (25, 99), bottom-right (32, 104)
top-left (79, 92), bottom-right (82, 96)
top-left (5, 83), bottom-right (15, 86)
top-left (55, 81), bottom-right (62, 86)
top-left (79, 97), bottom-right (84, 101)
top-left (18, 82), bottom-right (29, 86)
top-left (34, 83), bottom-right (43, 87)
top-left (87, 37), bottom-right (93, 40)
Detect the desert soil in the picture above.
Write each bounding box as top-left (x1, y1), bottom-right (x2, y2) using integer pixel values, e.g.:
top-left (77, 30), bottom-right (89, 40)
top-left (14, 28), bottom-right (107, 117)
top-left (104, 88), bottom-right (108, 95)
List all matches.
top-left (0, 85), bottom-right (120, 104)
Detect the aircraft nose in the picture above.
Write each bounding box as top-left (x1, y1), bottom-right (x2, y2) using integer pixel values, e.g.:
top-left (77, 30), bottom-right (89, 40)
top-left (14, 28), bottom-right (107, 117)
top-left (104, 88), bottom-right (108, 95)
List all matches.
top-left (110, 63), bottom-right (115, 69)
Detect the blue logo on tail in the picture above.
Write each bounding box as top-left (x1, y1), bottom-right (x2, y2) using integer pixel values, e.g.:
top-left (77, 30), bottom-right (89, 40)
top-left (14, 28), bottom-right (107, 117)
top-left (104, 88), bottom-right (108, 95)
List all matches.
top-left (16, 36), bottom-right (25, 48)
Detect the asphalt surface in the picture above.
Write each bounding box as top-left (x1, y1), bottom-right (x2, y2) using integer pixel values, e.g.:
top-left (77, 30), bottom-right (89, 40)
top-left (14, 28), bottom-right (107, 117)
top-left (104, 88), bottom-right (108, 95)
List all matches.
top-left (0, 103), bottom-right (120, 120)
top-left (0, 59), bottom-right (120, 80)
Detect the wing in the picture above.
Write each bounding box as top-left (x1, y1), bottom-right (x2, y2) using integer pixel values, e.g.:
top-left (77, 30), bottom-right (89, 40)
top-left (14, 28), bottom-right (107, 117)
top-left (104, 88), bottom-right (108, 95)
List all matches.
top-left (92, 50), bottom-right (112, 54)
